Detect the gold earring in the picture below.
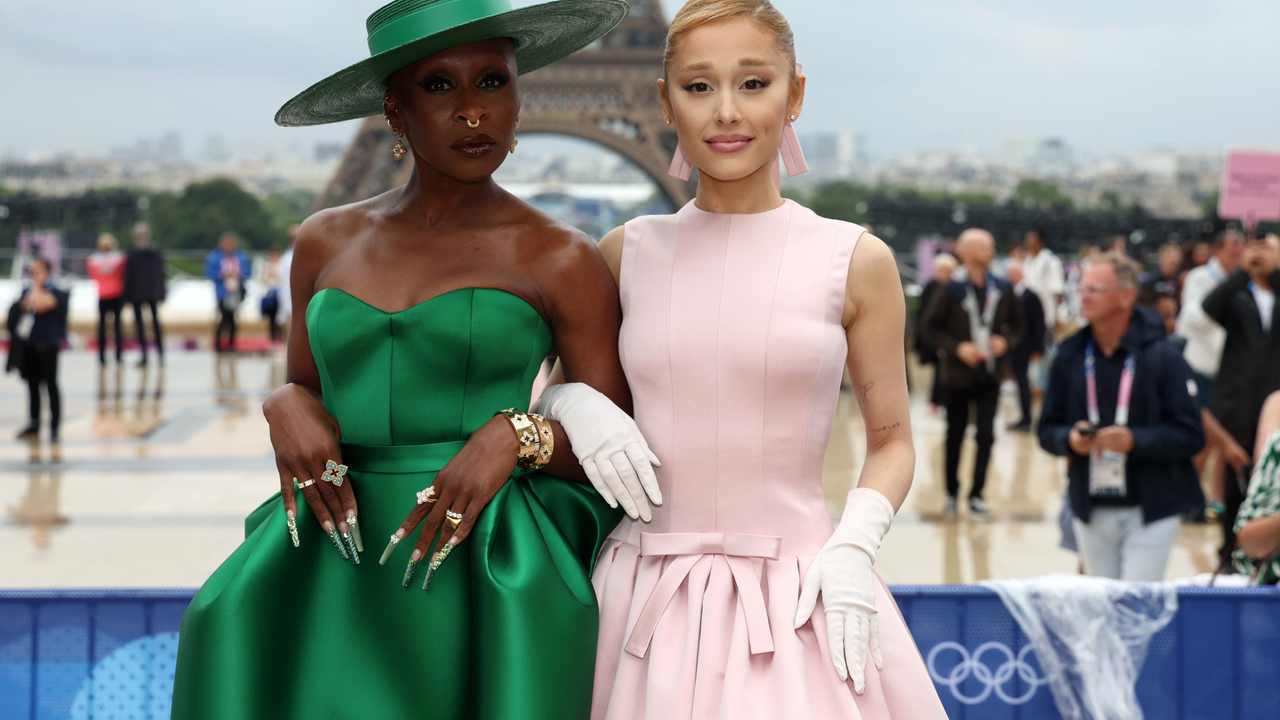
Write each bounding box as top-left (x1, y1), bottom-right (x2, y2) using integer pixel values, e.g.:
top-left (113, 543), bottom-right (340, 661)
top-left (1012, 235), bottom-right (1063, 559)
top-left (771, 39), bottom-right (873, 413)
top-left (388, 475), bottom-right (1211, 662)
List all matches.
top-left (515, 116), bottom-right (522, 128)
top-left (510, 137), bottom-right (519, 154)
top-left (391, 132), bottom-right (407, 162)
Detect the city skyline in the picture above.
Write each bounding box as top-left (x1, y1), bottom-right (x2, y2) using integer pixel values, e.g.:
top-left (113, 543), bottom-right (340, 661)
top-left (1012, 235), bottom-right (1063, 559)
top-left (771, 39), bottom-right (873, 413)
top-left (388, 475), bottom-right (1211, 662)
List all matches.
top-left (2, 0), bottom-right (1277, 161)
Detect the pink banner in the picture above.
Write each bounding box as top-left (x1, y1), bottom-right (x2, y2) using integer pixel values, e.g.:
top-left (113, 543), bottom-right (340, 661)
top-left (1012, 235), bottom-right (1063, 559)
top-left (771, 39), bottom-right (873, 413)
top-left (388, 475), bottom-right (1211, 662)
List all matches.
top-left (1218, 151), bottom-right (1280, 229)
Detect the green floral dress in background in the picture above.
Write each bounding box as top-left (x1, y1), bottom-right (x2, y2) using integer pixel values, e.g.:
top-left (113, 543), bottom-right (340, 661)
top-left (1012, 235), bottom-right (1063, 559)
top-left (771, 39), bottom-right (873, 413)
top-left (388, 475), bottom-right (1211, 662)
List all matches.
top-left (1232, 429), bottom-right (1280, 585)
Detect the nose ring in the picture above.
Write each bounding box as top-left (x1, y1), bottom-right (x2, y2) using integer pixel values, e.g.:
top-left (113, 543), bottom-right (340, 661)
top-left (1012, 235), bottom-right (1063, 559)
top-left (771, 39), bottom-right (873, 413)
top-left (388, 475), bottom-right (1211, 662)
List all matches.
top-left (466, 119), bottom-right (480, 129)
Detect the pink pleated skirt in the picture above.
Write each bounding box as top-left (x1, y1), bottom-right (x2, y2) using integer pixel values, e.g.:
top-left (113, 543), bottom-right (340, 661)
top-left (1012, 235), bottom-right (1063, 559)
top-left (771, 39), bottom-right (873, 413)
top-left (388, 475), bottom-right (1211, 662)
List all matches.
top-left (591, 538), bottom-right (948, 720)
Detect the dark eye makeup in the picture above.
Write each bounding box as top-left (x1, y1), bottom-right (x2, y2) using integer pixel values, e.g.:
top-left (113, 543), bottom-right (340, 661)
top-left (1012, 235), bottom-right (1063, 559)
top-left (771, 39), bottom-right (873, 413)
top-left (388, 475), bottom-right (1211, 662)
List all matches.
top-left (416, 72), bottom-right (454, 94)
top-left (416, 69), bottom-right (511, 94)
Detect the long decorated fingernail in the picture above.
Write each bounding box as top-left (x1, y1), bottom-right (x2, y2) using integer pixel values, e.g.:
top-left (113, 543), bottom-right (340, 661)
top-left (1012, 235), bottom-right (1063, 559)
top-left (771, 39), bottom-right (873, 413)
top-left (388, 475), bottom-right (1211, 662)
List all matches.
top-left (380, 530), bottom-right (405, 566)
top-left (347, 512), bottom-right (364, 553)
top-left (402, 549), bottom-right (422, 587)
top-left (423, 540), bottom-right (458, 591)
top-left (328, 530), bottom-right (350, 560)
top-left (286, 509), bottom-right (300, 548)
top-left (343, 531), bottom-right (360, 565)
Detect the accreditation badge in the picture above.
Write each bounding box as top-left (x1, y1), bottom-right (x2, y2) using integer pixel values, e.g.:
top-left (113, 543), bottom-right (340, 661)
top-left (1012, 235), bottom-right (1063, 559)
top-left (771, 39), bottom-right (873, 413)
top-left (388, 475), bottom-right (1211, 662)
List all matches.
top-left (1089, 448), bottom-right (1127, 497)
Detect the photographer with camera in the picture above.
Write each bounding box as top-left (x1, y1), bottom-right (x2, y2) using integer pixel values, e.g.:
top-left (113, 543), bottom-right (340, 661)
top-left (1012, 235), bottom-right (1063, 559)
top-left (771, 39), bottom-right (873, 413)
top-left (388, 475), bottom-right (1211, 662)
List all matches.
top-left (1039, 253), bottom-right (1205, 581)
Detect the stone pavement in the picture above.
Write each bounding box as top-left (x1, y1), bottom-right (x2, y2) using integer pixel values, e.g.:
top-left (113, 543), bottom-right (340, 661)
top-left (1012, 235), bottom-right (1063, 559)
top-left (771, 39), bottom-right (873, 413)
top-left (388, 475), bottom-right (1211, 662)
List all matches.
top-left (0, 350), bottom-right (1222, 587)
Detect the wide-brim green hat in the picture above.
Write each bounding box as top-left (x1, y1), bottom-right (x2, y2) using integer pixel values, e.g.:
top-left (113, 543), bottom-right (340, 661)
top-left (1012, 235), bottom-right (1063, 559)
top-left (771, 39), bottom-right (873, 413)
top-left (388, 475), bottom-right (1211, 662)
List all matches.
top-left (276, 0), bottom-right (629, 127)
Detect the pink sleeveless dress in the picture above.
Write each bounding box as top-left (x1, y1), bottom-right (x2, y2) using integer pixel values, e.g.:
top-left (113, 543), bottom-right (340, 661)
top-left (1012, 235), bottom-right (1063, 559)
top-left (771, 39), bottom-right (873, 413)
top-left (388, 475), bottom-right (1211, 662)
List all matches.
top-left (592, 199), bottom-right (947, 720)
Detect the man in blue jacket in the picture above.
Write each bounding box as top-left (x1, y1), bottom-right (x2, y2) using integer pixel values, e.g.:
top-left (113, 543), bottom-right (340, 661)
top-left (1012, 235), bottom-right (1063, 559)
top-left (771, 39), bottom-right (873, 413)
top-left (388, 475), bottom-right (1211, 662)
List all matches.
top-left (204, 233), bottom-right (251, 353)
top-left (1039, 252), bottom-right (1204, 581)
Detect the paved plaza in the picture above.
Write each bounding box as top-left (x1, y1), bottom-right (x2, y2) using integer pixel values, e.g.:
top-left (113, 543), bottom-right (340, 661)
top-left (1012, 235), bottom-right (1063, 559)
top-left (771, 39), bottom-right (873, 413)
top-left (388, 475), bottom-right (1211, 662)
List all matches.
top-left (1, 350), bottom-right (1223, 588)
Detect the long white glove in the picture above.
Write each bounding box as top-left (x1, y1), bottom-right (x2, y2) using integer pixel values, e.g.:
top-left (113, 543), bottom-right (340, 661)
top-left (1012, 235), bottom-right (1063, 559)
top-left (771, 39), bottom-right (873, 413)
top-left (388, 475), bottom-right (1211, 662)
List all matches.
top-left (534, 382), bottom-right (662, 521)
top-left (794, 487), bottom-right (895, 694)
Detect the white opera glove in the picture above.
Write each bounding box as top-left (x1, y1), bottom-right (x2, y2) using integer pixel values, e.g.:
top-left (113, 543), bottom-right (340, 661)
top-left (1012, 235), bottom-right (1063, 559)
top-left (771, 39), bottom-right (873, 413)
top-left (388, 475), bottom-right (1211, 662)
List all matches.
top-left (794, 487), bottom-right (895, 694)
top-left (534, 382), bottom-right (662, 521)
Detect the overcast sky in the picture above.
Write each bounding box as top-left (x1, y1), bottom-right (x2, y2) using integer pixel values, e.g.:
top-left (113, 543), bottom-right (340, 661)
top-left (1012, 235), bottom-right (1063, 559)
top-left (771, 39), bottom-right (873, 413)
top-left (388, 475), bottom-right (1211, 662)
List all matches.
top-left (2, 0), bottom-right (1277, 160)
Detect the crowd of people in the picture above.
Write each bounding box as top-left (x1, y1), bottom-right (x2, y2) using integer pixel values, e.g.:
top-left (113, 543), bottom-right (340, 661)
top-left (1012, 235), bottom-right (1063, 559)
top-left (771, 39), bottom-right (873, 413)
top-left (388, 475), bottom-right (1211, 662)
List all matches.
top-left (84, 222), bottom-right (168, 366)
top-left (917, 225), bottom-right (1280, 583)
top-left (6, 222), bottom-right (304, 440)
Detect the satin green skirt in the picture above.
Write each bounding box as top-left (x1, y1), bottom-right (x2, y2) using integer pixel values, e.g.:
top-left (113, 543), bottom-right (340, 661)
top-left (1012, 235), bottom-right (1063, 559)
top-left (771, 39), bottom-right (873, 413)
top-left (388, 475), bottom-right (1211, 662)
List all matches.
top-left (172, 441), bottom-right (622, 719)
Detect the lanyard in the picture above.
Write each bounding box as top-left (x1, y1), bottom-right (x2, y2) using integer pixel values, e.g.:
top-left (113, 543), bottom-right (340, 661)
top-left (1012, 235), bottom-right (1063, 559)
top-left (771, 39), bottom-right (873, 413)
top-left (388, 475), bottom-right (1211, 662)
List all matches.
top-left (1206, 260), bottom-right (1223, 284)
top-left (965, 280), bottom-right (999, 330)
top-left (1085, 337), bottom-right (1137, 428)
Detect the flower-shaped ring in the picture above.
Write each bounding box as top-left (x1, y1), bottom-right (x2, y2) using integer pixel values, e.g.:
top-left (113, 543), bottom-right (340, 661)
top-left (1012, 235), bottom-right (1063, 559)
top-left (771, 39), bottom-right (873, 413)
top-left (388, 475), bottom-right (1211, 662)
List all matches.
top-left (417, 486), bottom-right (438, 505)
top-left (322, 460), bottom-right (349, 487)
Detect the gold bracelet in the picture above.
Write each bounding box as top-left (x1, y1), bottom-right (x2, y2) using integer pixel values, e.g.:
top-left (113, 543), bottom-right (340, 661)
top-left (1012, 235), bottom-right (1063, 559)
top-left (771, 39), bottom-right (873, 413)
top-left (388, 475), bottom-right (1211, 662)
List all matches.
top-left (527, 413), bottom-right (554, 470)
top-left (496, 409), bottom-right (540, 468)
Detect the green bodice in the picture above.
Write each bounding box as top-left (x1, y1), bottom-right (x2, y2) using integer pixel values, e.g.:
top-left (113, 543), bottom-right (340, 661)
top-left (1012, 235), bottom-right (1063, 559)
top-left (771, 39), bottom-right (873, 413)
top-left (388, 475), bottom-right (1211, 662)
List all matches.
top-left (174, 286), bottom-right (621, 720)
top-left (306, 287), bottom-right (552, 445)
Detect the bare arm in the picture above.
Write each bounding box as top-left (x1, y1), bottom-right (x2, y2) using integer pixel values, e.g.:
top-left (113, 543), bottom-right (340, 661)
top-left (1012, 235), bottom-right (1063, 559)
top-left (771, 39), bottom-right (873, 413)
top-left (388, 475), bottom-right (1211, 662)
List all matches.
top-left (1237, 392), bottom-right (1280, 559)
top-left (843, 234), bottom-right (914, 511)
top-left (540, 224), bottom-right (625, 390)
top-left (25, 286), bottom-right (58, 314)
top-left (534, 230), bottom-right (633, 480)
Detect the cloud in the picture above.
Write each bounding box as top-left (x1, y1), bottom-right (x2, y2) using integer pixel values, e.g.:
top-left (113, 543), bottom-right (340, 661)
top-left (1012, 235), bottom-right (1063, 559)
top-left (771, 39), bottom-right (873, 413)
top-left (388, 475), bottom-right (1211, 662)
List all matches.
top-left (2, 0), bottom-right (1276, 159)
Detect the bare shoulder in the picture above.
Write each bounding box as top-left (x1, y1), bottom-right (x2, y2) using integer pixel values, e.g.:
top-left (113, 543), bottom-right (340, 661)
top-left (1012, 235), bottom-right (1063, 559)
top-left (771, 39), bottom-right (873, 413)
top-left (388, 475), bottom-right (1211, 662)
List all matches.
top-left (1263, 391), bottom-right (1280, 427)
top-left (844, 232), bottom-right (903, 326)
top-left (502, 199), bottom-right (609, 282)
top-left (598, 225), bottom-right (626, 283)
top-left (293, 198), bottom-right (379, 269)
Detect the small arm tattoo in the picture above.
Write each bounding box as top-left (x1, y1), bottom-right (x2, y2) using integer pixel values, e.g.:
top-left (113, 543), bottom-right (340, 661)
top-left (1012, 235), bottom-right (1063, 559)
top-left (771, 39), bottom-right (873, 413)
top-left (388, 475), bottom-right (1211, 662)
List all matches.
top-left (856, 381), bottom-right (875, 406)
top-left (870, 422), bottom-right (901, 433)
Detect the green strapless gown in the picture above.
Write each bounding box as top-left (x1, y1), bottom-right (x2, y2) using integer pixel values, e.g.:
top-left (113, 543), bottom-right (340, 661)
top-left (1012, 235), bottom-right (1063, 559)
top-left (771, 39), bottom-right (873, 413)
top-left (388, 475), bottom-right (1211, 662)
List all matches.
top-left (172, 288), bottom-right (623, 719)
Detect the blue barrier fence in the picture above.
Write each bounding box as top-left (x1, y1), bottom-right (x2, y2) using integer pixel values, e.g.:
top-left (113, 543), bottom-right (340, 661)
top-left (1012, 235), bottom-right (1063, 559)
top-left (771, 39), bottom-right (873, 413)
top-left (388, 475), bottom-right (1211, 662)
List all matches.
top-left (1, 586), bottom-right (1277, 719)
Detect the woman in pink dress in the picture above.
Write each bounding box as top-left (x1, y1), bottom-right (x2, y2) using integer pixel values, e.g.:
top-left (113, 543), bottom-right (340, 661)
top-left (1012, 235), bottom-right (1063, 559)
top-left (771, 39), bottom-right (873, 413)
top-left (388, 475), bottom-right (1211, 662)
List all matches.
top-left (538, 1), bottom-right (948, 717)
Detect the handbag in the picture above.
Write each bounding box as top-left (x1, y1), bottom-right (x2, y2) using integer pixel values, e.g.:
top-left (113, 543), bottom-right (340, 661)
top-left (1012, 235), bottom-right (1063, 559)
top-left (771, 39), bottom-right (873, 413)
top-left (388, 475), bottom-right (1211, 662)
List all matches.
top-left (260, 289), bottom-right (279, 317)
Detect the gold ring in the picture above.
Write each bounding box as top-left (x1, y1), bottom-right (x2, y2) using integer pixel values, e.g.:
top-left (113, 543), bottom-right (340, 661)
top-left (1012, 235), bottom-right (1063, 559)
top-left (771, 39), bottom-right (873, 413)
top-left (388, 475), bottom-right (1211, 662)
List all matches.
top-left (297, 479), bottom-right (316, 489)
top-left (466, 118), bottom-right (480, 129)
top-left (445, 510), bottom-right (464, 529)
top-left (416, 487), bottom-right (438, 505)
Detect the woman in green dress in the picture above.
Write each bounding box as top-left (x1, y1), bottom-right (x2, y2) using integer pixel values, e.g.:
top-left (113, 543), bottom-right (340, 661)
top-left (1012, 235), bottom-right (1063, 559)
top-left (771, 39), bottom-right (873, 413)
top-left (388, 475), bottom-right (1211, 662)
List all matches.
top-left (171, 1), bottom-right (652, 718)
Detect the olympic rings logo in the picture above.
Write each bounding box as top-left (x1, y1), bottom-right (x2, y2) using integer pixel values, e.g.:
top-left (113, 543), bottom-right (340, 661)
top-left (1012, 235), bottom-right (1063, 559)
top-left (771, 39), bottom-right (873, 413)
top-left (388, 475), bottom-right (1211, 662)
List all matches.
top-left (926, 641), bottom-right (1051, 705)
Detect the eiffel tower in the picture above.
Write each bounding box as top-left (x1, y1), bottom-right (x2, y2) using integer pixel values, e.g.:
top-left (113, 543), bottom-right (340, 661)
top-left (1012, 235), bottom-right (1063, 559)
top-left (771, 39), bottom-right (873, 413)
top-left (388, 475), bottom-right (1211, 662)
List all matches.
top-left (314, 0), bottom-right (693, 212)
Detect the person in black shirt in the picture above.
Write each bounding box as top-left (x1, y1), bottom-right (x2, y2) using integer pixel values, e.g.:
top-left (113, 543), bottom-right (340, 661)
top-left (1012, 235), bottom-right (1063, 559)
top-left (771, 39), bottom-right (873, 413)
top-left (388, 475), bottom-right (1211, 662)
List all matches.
top-left (1038, 253), bottom-right (1204, 581)
top-left (124, 222), bottom-right (167, 366)
top-left (1139, 242), bottom-right (1183, 306)
top-left (921, 229), bottom-right (1026, 519)
top-left (915, 253), bottom-right (957, 409)
top-left (1202, 234), bottom-right (1280, 558)
top-left (14, 258), bottom-right (70, 440)
top-left (1005, 260), bottom-right (1045, 431)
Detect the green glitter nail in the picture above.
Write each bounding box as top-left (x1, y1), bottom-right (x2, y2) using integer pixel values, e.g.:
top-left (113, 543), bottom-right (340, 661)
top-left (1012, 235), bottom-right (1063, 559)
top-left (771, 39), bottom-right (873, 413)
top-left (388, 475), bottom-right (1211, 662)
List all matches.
top-left (423, 543), bottom-right (456, 591)
top-left (329, 530), bottom-right (349, 561)
top-left (343, 531), bottom-right (360, 565)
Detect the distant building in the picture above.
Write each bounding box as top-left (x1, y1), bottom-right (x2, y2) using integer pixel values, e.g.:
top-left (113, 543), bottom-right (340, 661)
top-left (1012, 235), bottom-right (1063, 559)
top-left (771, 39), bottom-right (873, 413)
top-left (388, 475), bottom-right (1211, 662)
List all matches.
top-left (314, 142), bottom-right (345, 162)
top-left (529, 191), bottom-right (617, 241)
top-left (157, 132), bottom-right (183, 163)
top-left (798, 130), bottom-right (865, 178)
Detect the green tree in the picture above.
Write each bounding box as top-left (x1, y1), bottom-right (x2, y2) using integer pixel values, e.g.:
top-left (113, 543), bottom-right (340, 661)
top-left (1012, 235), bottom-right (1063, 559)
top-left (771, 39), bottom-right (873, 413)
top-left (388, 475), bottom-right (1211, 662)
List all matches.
top-left (804, 180), bottom-right (873, 224)
top-left (1012, 179), bottom-right (1073, 211)
top-left (1097, 190), bottom-right (1128, 214)
top-left (1200, 191), bottom-right (1220, 219)
top-left (262, 189), bottom-right (318, 244)
top-left (151, 178), bottom-right (276, 250)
